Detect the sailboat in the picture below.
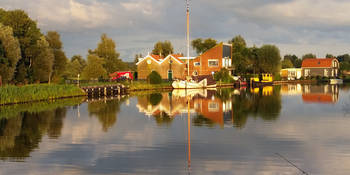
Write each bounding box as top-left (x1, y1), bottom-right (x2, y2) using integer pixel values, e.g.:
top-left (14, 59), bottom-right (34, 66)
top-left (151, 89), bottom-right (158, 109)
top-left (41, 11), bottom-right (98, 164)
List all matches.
top-left (172, 0), bottom-right (214, 89)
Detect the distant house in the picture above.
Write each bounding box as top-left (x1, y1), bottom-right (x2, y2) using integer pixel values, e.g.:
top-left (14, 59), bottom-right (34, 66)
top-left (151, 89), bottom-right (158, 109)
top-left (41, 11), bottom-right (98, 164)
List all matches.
top-left (187, 43), bottom-right (232, 76)
top-left (301, 58), bottom-right (340, 77)
top-left (280, 68), bottom-right (302, 80)
top-left (136, 54), bottom-right (186, 80)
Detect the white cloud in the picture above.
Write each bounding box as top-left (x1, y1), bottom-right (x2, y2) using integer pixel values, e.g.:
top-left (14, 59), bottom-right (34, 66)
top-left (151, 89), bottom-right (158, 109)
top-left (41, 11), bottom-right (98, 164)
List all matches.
top-left (121, 0), bottom-right (154, 15)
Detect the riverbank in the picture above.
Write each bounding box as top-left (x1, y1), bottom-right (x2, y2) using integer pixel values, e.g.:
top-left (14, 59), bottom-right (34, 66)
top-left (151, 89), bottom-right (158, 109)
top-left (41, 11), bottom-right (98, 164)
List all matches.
top-left (0, 84), bottom-right (85, 106)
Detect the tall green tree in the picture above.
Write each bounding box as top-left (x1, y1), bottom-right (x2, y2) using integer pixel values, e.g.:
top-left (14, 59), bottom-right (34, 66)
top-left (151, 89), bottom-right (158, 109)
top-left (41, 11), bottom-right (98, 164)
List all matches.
top-left (152, 40), bottom-right (174, 57)
top-left (0, 9), bottom-right (42, 83)
top-left (31, 36), bottom-right (54, 83)
top-left (230, 35), bottom-right (249, 74)
top-left (45, 31), bottom-right (67, 82)
top-left (0, 23), bottom-right (21, 84)
top-left (82, 54), bottom-right (107, 80)
top-left (191, 38), bottom-right (217, 55)
top-left (64, 59), bottom-right (82, 79)
top-left (257, 45), bottom-right (281, 73)
top-left (71, 55), bottom-right (87, 69)
top-left (89, 34), bottom-right (126, 74)
top-left (302, 53), bottom-right (316, 60)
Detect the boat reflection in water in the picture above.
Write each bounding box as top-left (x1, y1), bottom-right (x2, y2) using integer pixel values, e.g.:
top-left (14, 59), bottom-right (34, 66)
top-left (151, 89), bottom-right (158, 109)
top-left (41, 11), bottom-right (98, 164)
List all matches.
top-left (137, 86), bottom-right (282, 129)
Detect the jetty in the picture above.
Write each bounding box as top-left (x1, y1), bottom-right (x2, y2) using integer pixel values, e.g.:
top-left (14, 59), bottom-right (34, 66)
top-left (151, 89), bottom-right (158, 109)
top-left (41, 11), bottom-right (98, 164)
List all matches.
top-left (80, 84), bottom-right (128, 97)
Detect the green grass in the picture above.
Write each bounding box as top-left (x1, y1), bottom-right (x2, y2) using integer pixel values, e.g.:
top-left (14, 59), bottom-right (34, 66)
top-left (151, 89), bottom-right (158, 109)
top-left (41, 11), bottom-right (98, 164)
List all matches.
top-left (126, 81), bottom-right (172, 91)
top-left (0, 84), bottom-right (86, 105)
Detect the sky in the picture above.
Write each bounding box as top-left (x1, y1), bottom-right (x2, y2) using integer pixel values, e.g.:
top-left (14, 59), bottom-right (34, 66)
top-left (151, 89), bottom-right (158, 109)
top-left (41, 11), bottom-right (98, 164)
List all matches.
top-left (1, 0), bottom-right (350, 62)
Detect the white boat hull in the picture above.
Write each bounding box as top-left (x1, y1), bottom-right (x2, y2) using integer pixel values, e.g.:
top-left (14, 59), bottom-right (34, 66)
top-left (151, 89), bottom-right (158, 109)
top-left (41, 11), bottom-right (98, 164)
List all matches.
top-left (172, 79), bottom-right (215, 89)
top-left (330, 79), bottom-right (343, 85)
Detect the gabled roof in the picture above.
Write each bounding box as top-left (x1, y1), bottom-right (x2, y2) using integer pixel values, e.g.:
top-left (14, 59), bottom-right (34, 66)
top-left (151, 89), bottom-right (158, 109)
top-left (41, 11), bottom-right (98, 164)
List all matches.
top-left (136, 54), bottom-right (184, 65)
top-left (301, 58), bottom-right (337, 68)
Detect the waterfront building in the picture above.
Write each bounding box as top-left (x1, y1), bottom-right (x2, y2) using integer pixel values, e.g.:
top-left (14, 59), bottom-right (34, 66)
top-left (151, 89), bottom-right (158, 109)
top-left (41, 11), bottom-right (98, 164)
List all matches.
top-left (280, 68), bottom-right (302, 80)
top-left (187, 43), bottom-right (233, 76)
top-left (136, 54), bottom-right (186, 80)
top-left (301, 58), bottom-right (340, 77)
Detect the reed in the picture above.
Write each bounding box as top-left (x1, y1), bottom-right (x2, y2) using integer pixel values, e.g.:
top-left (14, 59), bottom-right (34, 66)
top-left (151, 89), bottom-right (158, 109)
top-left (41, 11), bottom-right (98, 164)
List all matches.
top-left (0, 84), bottom-right (85, 105)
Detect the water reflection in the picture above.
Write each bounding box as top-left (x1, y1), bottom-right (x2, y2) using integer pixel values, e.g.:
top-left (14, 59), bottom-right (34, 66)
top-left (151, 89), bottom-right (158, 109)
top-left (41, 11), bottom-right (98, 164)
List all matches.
top-left (137, 86), bottom-right (282, 128)
top-left (0, 107), bottom-right (66, 160)
top-left (87, 96), bottom-right (127, 132)
top-left (280, 84), bottom-right (340, 103)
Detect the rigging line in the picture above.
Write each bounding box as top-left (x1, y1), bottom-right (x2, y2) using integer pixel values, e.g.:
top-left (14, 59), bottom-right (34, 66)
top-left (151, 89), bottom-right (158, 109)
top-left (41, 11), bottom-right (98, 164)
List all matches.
top-left (275, 153), bottom-right (309, 175)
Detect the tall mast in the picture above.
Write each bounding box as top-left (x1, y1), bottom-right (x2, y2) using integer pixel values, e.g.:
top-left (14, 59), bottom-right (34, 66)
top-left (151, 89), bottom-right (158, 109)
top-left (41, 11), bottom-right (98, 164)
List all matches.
top-left (186, 0), bottom-right (190, 77)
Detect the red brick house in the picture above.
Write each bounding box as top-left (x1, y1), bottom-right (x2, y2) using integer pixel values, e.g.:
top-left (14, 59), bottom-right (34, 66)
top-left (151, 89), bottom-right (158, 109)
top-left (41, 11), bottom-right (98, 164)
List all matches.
top-left (136, 54), bottom-right (186, 80)
top-left (301, 58), bottom-right (340, 77)
top-left (186, 43), bottom-right (232, 76)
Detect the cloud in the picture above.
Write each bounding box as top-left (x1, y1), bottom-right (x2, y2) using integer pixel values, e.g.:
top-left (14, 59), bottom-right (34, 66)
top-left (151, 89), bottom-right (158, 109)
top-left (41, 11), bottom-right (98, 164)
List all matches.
top-left (121, 0), bottom-right (154, 15)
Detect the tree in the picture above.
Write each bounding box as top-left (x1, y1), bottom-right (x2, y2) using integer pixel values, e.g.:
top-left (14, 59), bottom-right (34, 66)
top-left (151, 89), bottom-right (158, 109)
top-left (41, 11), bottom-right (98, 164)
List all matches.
top-left (337, 54), bottom-right (350, 62)
top-left (45, 31), bottom-right (67, 82)
top-left (257, 45), bottom-right (281, 73)
top-left (230, 35), bottom-right (250, 74)
top-left (191, 38), bottom-right (217, 55)
top-left (281, 59), bottom-right (294, 69)
top-left (302, 53), bottom-right (316, 60)
top-left (31, 36), bottom-right (54, 83)
top-left (326, 54), bottom-right (335, 58)
top-left (90, 34), bottom-right (127, 74)
top-left (0, 23), bottom-right (21, 84)
top-left (82, 54), bottom-right (107, 80)
top-left (152, 40), bottom-right (174, 57)
top-left (64, 59), bottom-right (82, 79)
top-left (0, 9), bottom-right (42, 83)
top-left (284, 54), bottom-right (301, 68)
top-left (71, 55), bottom-right (87, 69)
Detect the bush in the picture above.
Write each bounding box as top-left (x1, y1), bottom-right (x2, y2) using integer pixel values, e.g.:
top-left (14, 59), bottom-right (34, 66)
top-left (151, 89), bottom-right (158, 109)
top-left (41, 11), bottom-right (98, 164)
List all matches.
top-left (214, 68), bottom-right (233, 83)
top-left (147, 71), bottom-right (162, 84)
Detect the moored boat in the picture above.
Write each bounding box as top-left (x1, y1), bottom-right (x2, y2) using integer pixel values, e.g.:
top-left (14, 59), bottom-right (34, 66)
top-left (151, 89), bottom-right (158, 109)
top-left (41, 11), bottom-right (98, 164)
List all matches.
top-left (330, 79), bottom-right (343, 85)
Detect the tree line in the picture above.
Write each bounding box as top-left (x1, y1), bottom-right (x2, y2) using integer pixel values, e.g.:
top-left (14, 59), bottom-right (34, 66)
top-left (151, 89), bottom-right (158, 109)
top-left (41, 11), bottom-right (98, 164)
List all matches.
top-left (0, 9), bottom-right (130, 85)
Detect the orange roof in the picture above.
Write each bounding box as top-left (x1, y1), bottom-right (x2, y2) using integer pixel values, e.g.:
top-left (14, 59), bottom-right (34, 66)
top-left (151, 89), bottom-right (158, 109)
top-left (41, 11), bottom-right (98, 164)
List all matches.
top-left (301, 58), bottom-right (335, 68)
top-left (150, 54), bottom-right (164, 61)
top-left (302, 94), bottom-right (335, 104)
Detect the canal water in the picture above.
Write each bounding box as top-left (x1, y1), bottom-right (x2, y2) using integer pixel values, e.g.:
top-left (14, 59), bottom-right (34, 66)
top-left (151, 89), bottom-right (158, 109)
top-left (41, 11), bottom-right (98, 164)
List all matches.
top-left (0, 84), bottom-right (350, 175)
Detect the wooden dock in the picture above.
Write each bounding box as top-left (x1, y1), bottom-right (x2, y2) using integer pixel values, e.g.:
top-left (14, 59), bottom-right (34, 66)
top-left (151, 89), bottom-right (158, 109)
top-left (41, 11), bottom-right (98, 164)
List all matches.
top-left (80, 84), bottom-right (128, 97)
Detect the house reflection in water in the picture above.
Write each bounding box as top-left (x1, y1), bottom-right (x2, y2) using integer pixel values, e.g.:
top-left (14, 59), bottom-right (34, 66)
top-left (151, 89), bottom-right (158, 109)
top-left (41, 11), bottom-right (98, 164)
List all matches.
top-left (302, 84), bottom-right (339, 104)
top-left (136, 89), bottom-right (232, 127)
top-left (280, 84), bottom-right (339, 104)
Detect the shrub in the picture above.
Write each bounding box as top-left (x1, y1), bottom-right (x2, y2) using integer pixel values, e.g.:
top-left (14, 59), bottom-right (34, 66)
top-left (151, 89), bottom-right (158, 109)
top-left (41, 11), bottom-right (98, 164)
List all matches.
top-left (147, 71), bottom-right (162, 84)
top-left (214, 68), bottom-right (233, 83)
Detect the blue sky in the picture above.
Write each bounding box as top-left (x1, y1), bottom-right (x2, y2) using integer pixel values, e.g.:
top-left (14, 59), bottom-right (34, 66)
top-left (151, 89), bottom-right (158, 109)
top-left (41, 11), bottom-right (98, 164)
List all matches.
top-left (1, 0), bottom-right (350, 61)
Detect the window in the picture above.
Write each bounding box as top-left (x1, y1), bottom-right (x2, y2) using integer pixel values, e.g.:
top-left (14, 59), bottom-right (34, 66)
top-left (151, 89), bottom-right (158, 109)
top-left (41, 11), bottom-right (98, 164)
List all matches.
top-left (208, 102), bottom-right (219, 112)
top-left (194, 62), bottom-right (200, 66)
top-left (324, 69), bottom-right (328, 77)
top-left (208, 59), bottom-right (218, 67)
top-left (304, 69), bottom-right (310, 77)
top-left (193, 71), bottom-right (198, 76)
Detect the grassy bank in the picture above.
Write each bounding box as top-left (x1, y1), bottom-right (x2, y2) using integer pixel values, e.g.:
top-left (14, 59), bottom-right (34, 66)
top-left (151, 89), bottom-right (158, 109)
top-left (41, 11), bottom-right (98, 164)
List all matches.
top-left (0, 84), bottom-right (85, 105)
top-left (127, 81), bottom-right (172, 91)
